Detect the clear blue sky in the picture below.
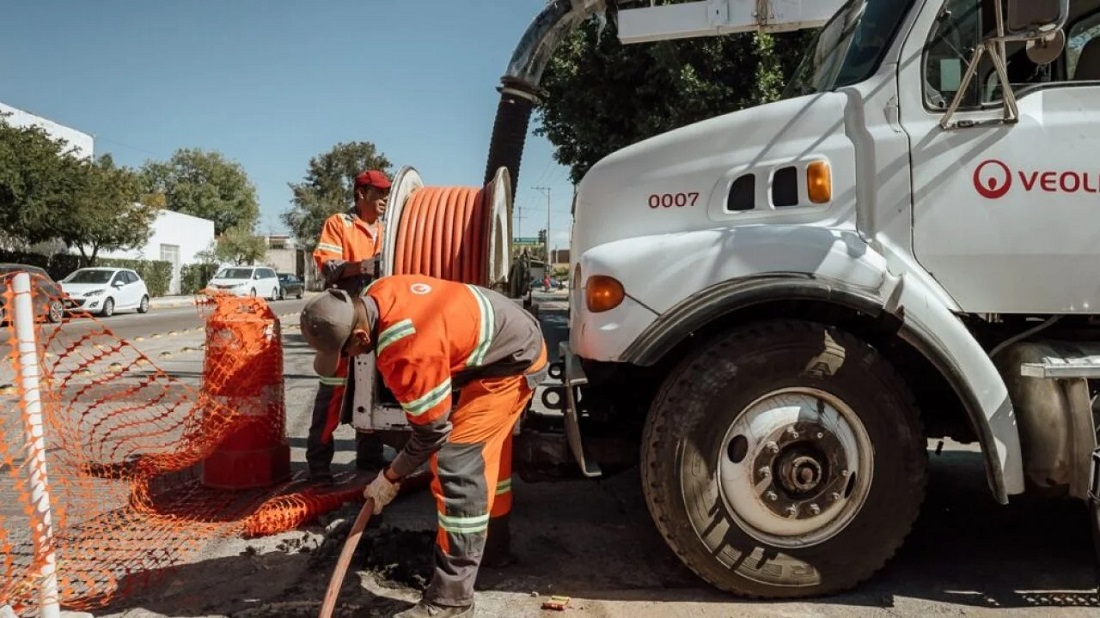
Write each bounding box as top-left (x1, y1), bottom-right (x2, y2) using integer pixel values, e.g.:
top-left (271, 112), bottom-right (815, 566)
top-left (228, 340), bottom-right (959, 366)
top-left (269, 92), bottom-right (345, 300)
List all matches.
top-left (0, 1), bottom-right (578, 250)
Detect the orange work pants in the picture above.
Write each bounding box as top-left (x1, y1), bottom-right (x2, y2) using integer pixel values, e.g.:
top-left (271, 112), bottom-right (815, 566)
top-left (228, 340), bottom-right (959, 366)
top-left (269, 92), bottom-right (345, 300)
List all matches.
top-left (423, 344), bottom-right (546, 606)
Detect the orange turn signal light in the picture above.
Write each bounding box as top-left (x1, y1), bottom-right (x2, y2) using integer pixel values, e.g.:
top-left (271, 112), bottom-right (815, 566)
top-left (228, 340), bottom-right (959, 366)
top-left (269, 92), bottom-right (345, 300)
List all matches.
top-left (585, 275), bottom-right (625, 313)
top-left (807, 161), bottom-right (832, 204)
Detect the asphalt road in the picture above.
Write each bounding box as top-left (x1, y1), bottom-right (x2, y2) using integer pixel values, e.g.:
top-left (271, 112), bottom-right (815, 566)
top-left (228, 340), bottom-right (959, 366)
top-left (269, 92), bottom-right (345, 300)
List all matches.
top-left (63, 298), bottom-right (310, 342)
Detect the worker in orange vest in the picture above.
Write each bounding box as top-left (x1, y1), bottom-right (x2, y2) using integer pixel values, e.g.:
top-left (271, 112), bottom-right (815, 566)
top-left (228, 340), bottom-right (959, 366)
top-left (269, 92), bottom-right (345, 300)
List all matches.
top-left (299, 274), bottom-right (547, 618)
top-left (306, 169), bottom-right (391, 483)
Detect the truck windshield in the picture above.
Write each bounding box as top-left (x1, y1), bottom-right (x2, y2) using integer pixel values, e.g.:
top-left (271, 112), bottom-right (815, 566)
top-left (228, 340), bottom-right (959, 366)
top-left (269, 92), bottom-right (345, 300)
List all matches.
top-left (783, 0), bottom-right (916, 98)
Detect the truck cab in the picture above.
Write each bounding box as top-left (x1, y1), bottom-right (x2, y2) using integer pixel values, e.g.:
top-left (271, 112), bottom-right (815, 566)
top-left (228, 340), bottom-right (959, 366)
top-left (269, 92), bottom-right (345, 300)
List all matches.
top-left (558, 0), bottom-right (1100, 599)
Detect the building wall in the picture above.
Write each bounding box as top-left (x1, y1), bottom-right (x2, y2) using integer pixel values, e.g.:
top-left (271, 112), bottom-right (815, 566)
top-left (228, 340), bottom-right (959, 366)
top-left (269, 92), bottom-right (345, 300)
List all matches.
top-left (0, 101), bottom-right (94, 160)
top-left (263, 248), bottom-right (298, 274)
top-left (98, 209), bottom-right (216, 295)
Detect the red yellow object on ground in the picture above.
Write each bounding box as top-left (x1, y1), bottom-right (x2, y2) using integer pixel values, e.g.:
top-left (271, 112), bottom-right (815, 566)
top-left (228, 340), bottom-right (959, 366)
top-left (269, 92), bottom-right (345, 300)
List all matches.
top-left (198, 295), bottom-right (290, 490)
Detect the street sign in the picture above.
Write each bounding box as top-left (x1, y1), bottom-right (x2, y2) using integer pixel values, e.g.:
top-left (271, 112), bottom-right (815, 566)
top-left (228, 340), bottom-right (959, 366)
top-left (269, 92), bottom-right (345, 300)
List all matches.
top-left (514, 237), bottom-right (541, 246)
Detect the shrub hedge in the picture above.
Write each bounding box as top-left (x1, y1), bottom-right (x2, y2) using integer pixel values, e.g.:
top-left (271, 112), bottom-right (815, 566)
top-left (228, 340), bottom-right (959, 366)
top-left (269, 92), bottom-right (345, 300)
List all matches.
top-left (0, 251), bottom-right (173, 297)
top-left (180, 263), bottom-right (221, 295)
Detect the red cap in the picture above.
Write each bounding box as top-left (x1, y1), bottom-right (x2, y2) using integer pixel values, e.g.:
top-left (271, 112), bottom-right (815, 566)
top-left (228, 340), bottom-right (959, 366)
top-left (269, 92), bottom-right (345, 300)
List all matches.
top-left (354, 169), bottom-right (391, 190)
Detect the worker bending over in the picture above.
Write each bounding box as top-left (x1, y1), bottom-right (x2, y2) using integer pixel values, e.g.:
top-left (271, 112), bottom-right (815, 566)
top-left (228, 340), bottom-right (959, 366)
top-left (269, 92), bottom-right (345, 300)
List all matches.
top-left (299, 274), bottom-right (547, 618)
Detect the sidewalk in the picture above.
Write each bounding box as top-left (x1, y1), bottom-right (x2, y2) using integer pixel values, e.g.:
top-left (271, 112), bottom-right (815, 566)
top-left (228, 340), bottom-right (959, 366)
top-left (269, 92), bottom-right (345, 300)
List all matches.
top-left (148, 295), bottom-right (199, 309)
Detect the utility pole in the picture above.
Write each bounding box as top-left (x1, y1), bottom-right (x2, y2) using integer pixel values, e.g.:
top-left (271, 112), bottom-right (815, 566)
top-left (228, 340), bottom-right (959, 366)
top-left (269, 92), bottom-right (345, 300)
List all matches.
top-left (532, 186), bottom-right (550, 266)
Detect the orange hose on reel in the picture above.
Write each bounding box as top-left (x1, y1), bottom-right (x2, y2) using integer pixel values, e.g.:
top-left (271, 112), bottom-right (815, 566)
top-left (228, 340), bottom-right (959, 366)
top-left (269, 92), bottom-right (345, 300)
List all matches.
top-left (392, 184), bottom-right (491, 286)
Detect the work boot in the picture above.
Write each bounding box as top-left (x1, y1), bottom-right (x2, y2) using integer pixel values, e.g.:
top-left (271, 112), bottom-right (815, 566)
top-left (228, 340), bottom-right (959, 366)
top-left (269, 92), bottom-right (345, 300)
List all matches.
top-left (393, 599), bottom-right (474, 617)
top-left (481, 516), bottom-right (516, 568)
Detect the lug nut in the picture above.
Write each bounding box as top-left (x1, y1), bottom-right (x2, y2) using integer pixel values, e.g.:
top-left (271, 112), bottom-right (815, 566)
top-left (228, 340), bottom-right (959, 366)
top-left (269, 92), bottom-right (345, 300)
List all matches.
top-left (765, 491), bottom-right (778, 502)
top-left (809, 503), bottom-right (821, 515)
top-left (758, 466), bottom-right (771, 477)
top-left (765, 441), bottom-right (779, 454)
top-left (785, 427), bottom-right (799, 440)
top-left (816, 432), bottom-right (824, 439)
top-left (829, 492), bottom-right (841, 502)
top-left (785, 506), bottom-right (798, 518)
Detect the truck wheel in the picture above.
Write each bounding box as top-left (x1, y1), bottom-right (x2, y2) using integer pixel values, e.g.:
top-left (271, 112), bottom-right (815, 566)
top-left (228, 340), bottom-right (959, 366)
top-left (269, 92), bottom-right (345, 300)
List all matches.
top-left (641, 320), bottom-right (927, 598)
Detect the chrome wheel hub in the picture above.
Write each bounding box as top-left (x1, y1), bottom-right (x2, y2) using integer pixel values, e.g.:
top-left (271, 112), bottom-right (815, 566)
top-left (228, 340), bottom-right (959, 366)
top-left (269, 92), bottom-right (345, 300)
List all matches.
top-left (717, 387), bottom-right (873, 548)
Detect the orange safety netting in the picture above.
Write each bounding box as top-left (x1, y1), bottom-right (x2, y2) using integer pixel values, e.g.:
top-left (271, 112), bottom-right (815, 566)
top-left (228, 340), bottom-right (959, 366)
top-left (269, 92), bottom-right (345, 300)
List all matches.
top-left (0, 273), bottom-right (375, 615)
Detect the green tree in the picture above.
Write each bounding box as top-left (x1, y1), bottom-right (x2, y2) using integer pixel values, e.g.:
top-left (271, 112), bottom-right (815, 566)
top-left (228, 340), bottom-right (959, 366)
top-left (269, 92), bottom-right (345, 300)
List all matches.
top-left (59, 154), bottom-right (157, 266)
top-left (140, 148), bottom-right (260, 235)
top-left (0, 112), bottom-right (85, 246)
top-left (282, 141), bottom-right (391, 251)
top-left (213, 225), bottom-right (268, 265)
top-left (536, 13), bottom-right (814, 183)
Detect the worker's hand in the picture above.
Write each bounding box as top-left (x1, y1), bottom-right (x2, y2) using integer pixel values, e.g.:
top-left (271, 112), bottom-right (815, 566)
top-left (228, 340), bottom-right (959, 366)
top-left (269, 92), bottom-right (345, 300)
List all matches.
top-left (363, 469), bottom-right (400, 513)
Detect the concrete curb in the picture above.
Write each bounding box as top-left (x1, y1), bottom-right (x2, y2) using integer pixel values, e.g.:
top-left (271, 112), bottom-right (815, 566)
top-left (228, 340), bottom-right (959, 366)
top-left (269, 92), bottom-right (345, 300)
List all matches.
top-left (149, 291), bottom-right (319, 310)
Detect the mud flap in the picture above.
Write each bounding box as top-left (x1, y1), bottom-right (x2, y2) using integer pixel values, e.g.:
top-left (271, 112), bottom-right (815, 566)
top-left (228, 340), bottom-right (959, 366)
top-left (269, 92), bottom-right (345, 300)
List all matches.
top-left (560, 343), bottom-right (601, 478)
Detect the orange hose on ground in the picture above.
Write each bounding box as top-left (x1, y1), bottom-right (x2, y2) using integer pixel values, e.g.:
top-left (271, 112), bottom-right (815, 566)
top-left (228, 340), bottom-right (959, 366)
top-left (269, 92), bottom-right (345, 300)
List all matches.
top-left (393, 184), bottom-right (492, 286)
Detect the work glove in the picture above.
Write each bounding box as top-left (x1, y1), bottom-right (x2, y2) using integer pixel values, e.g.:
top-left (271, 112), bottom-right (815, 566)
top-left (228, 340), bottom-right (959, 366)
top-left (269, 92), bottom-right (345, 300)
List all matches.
top-left (363, 470), bottom-right (400, 513)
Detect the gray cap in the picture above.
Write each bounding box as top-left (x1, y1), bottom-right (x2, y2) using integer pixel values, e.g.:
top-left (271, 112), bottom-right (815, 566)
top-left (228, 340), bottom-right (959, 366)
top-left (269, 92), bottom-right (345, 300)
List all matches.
top-left (299, 288), bottom-right (357, 377)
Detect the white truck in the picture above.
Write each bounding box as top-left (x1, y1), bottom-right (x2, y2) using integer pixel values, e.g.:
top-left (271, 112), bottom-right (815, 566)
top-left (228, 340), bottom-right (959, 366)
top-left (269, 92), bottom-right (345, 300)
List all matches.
top-left (363, 0), bottom-right (1100, 600)
top-left (556, 0), bottom-right (1100, 599)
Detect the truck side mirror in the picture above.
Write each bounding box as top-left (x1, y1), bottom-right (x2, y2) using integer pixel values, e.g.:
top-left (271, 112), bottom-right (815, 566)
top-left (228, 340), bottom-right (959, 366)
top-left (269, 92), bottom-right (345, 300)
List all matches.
top-left (1006, 0), bottom-right (1064, 33)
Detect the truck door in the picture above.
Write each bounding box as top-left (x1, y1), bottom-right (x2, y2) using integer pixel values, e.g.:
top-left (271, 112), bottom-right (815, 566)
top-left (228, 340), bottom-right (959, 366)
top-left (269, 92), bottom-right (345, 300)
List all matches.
top-left (899, 0), bottom-right (1100, 313)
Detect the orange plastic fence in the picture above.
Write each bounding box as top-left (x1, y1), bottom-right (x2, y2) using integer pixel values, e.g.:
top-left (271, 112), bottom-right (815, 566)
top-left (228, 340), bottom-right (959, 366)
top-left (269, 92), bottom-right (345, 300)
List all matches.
top-left (0, 274), bottom-right (372, 615)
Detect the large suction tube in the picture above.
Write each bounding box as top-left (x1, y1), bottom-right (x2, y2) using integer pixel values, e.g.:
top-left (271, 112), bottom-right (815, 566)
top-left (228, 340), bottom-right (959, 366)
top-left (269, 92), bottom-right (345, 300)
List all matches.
top-left (483, 0), bottom-right (611, 192)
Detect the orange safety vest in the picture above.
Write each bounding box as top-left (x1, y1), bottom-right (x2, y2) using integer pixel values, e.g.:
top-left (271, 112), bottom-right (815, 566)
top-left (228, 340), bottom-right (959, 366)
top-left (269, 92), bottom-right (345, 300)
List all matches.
top-left (363, 275), bottom-right (544, 427)
top-left (312, 212), bottom-right (383, 272)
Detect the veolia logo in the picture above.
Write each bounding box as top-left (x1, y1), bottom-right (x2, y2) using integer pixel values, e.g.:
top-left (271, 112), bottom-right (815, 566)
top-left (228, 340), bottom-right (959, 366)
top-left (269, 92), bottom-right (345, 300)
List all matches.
top-left (972, 159), bottom-right (1100, 199)
top-left (973, 159), bottom-right (1012, 199)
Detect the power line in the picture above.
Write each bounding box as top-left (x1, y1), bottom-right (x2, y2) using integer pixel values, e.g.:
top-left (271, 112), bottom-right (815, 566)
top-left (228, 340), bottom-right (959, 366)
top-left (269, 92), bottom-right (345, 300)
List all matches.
top-left (531, 186), bottom-right (551, 263)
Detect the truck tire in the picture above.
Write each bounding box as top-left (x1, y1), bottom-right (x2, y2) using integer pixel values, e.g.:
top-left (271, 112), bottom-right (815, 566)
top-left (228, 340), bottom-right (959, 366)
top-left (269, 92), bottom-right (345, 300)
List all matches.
top-left (641, 319), bottom-right (927, 598)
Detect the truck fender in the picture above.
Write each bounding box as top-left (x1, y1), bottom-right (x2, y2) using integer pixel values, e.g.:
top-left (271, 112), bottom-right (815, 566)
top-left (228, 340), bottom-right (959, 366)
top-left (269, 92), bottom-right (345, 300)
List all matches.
top-left (621, 272), bottom-right (1024, 504)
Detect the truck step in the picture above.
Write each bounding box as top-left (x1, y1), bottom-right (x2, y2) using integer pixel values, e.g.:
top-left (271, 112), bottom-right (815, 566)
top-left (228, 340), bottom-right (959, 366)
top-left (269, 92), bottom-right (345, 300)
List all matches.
top-left (1020, 355), bottom-right (1100, 379)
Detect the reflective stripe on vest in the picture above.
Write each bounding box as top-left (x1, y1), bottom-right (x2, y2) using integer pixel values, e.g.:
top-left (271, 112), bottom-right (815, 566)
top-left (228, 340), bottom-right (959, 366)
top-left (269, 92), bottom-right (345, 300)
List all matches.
top-left (401, 378), bottom-right (452, 417)
top-left (377, 318), bottom-right (415, 356)
top-left (464, 285), bottom-right (494, 367)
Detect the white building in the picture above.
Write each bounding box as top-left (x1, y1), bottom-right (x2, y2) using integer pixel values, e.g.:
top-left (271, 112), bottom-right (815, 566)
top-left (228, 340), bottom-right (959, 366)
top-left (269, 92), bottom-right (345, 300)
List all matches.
top-left (1, 102), bottom-right (214, 295)
top-left (97, 209), bottom-right (216, 295)
top-left (0, 101), bottom-right (94, 160)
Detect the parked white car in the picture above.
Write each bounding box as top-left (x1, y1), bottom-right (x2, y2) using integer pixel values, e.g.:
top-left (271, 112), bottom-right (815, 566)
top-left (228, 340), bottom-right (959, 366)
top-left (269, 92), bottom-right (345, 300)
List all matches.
top-left (61, 267), bottom-right (150, 317)
top-left (205, 266), bottom-right (281, 300)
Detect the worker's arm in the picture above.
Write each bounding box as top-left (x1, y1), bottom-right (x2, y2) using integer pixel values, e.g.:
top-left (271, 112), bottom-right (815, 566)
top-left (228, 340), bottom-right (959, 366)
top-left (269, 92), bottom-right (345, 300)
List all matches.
top-left (313, 217), bottom-right (347, 283)
top-left (377, 329), bottom-right (453, 479)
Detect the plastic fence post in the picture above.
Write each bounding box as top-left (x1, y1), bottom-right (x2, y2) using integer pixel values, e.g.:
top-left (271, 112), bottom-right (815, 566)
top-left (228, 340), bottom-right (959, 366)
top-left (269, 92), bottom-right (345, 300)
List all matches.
top-left (12, 272), bottom-right (61, 618)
